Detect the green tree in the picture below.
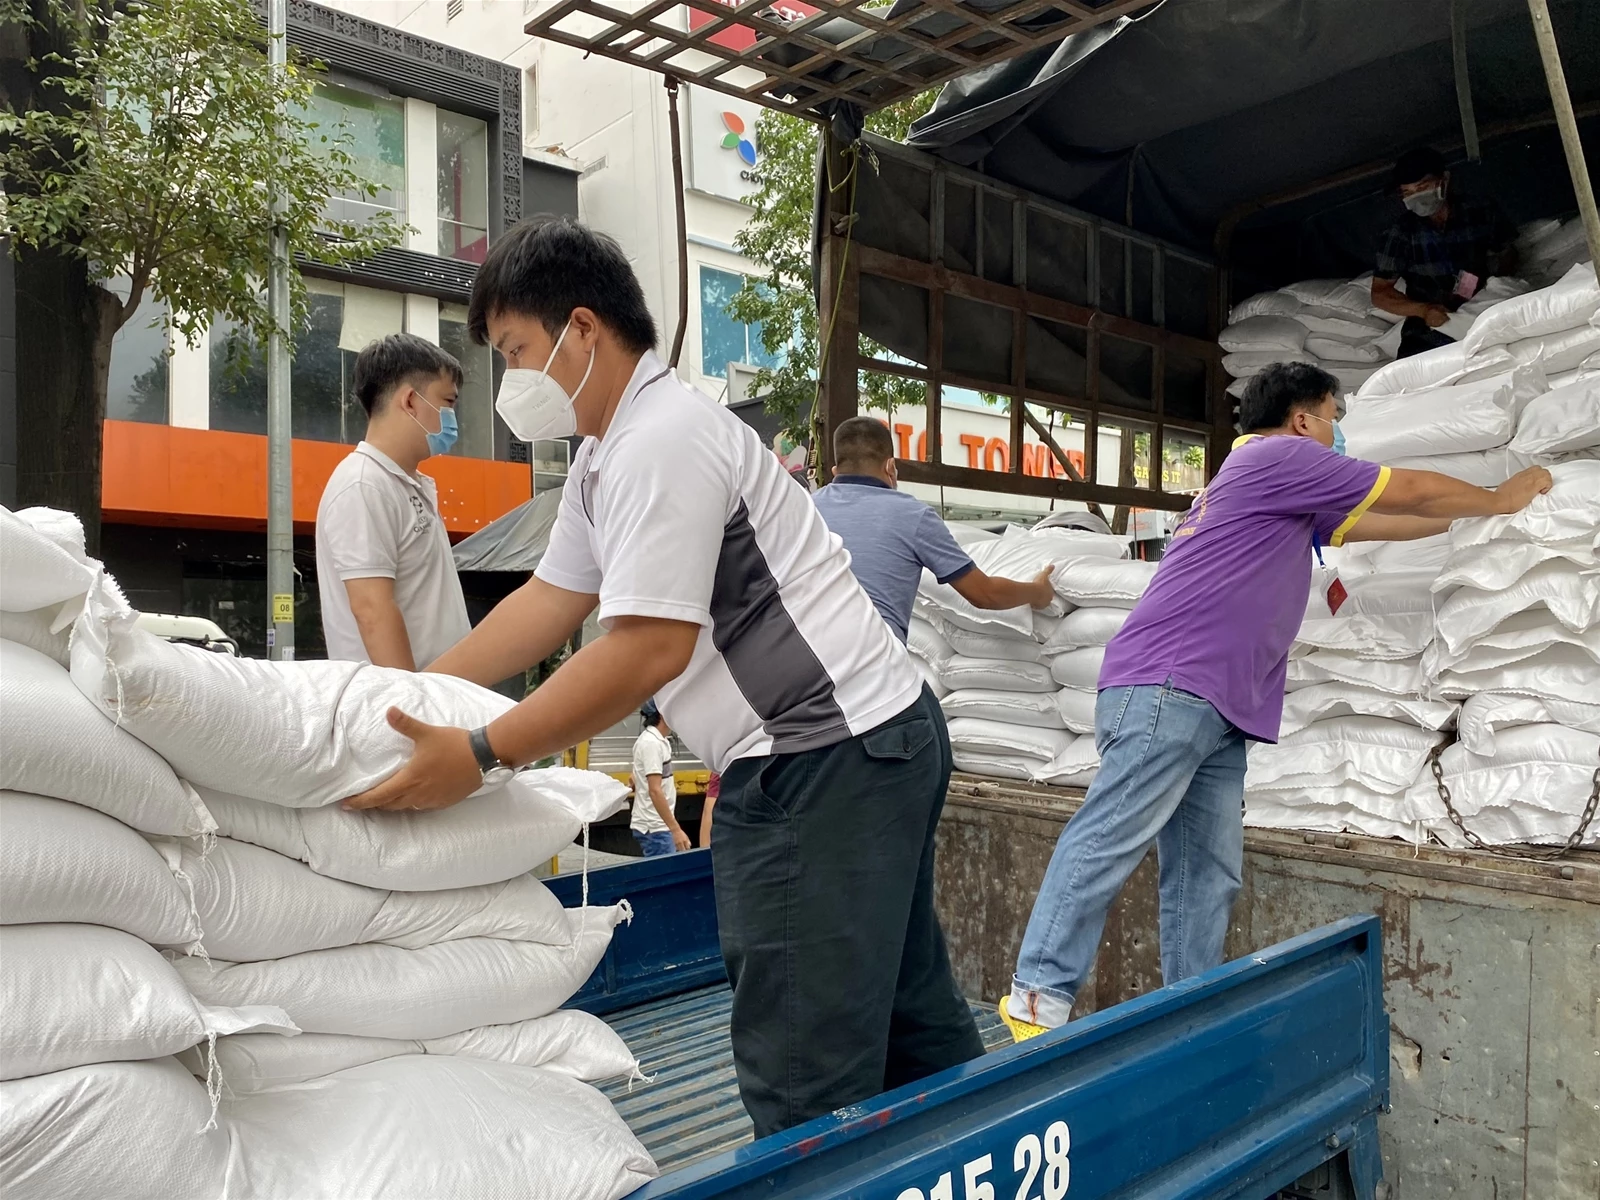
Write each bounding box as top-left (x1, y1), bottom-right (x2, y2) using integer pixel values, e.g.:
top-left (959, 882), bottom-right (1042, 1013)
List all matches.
top-left (727, 93), bottom-right (939, 459)
top-left (0, 0), bottom-right (404, 549)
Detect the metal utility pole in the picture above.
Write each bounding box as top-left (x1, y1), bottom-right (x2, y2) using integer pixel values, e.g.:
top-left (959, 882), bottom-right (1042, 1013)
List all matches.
top-left (1527, 0), bottom-right (1600, 270)
top-left (266, 0), bottom-right (295, 660)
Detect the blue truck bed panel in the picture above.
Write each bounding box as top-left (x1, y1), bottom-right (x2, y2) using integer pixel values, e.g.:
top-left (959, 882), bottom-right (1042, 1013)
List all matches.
top-left (550, 851), bottom-right (1389, 1199)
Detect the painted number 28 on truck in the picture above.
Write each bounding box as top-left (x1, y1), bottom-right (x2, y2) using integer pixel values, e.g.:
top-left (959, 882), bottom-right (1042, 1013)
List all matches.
top-left (893, 1120), bottom-right (1071, 1200)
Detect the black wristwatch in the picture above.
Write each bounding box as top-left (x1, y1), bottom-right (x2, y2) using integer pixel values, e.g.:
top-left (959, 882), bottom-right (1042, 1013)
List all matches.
top-left (468, 726), bottom-right (516, 787)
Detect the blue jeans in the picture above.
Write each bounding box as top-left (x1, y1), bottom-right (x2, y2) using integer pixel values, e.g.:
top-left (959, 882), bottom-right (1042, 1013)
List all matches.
top-left (1010, 682), bottom-right (1248, 1028)
top-left (633, 830), bottom-right (677, 857)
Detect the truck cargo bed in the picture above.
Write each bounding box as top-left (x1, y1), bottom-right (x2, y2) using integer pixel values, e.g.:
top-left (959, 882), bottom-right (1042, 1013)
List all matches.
top-left (598, 986), bottom-right (1012, 1173)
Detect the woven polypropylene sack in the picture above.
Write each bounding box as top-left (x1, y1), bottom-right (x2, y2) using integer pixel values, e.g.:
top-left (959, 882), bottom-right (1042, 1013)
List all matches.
top-left (1502, 322), bottom-right (1600, 375)
top-left (0, 792), bottom-right (199, 945)
top-left (1279, 683), bottom-right (1458, 737)
top-left (945, 717), bottom-right (1076, 763)
top-left (1286, 651), bottom-right (1427, 696)
top-left (940, 688), bottom-right (1064, 730)
top-left (168, 836), bottom-right (572, 962)
top-left (1052, 558), bottom-right (1159, 610)
top-left (1355, 342), bottom-right (1513, 398)
top-left (1343, 366), bottom-right (1543, 461)
top-left (0, 610), bottom-right (68, 666)
top-left (1382, 447), bottom-right (1535, 488)
top-left (952, 750), bottom-right (1036, 781)
top-left (1245, 717), bottom-right (1441, 796)
top-left (1292, 613), bottom-right (1434, 661)
top-left (0, 508), bottom-right (95, 614)
top-left (1432, 559), bottom-right (1600, 656)
top-left (71, 611), bottom-right (517, 807)
top-left (1217, 315), bottom-right (1308, 353)
top-left (1456, 690), bottom-right (1600, 755)
top-left (0, 1058), bottom-right (226, 1200)
top-left (1447, 460), bottom-right (1600, 551)
top-left (196, 768), bottom-right (626, 891)
top-left (187, 1010), bottom-right (638, 1094)
top-left (0, 640), bottom-right (213, 836)
top-left (0, 923), bottom-right (292, 1080)
top-left (1409, 724), bottom-right (1600, 846)
top-left (938, 656), bottom-right (1057, 694)
top-left (1041, 607), bottom-right (1130, 652)
top-left (1460, 262), bottom-right (1599, 355)
top-left (1048, 646), bottom-right (1106, 689)
top-left (1053, 687), bottom-right (1097, 735)
top-left (176, 905), bottom-right (625, 1041)
top-left (220, 1054), bottom-right (656, 1200)
top-left (938, 623), bottom-right (1043, 664)
top-left (1510, 375), bottom-right (1600, 456)
top-left (907, 616), bottom-right (954, 666)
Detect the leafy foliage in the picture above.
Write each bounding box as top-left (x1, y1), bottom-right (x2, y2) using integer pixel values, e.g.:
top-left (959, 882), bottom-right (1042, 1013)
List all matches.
top-left (0, 0), bottom-right (406, 347)
top-left (727, 92), bottom-right (938, 451)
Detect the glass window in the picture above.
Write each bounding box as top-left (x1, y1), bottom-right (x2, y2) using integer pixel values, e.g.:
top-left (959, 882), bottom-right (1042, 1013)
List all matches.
top-left (106, 279), bottom-right (170, 424)
top-left (209, 288), bottom-right (368, 444)
top-left (440, 303), bottom-right (494, 459)
top-left (303, 81), bottom-right (406, 225)
top-left (438, 109), bottom-right (490, 263)
top-left (700, 266), bottom-right (783, 379)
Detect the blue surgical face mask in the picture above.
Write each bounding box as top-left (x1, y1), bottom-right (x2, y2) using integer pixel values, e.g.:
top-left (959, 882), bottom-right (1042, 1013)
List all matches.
top-left (411, 395), bottom-right (458, 457)
top-left (1308, 412), bottom-right (1346, 456)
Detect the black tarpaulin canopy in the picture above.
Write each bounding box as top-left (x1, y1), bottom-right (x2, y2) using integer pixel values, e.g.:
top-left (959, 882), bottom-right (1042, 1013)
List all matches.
top-left (901, 0), bottom-right (1598, 279)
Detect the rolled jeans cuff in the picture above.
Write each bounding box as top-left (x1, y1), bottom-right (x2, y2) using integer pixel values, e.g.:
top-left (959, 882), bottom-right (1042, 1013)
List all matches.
top-left (1008, 979), bottom-right (1074, 1030)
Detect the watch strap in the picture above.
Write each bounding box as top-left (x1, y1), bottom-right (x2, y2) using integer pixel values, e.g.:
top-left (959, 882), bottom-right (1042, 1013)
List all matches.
top-left (468, 726), bottom-right (503, 775)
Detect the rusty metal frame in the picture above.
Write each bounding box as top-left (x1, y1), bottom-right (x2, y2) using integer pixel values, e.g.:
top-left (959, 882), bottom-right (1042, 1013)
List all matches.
top-left (523, 0), bottom-right (1156, 119)
top-left (823, 133), bottom-right (1225, 516)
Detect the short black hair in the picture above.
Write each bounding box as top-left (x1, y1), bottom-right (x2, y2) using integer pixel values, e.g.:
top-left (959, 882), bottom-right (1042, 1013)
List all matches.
top-left (468, 215), bottom-right (657, 353)
top-left (1391, 146), bottom-right (1447, 191)
top-left (640, 699), bottom-right (662, 728)
top-left (1239, 362), bottom-right (1341, 432)
top-left (833, 416), bottom-right (894, 467)
top-left (352, 334), bottom-right (463, 416)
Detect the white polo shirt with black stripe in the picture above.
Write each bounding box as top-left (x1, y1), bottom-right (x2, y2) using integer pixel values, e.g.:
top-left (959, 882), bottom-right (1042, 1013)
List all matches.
top-left (536, 351), bottom-right (923, 773)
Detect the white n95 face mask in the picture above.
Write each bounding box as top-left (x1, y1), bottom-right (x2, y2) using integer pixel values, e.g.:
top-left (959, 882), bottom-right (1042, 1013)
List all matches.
top-left (494, 318), bottom-right (595, 443)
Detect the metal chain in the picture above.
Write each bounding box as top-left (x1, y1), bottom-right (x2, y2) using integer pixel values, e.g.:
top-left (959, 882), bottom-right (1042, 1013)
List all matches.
top-left (1429, 739), bottom-right (1600, 861)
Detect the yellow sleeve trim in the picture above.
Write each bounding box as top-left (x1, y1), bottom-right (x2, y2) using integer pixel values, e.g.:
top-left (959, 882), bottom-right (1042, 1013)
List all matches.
top-left (1231, 433), bottom-right (1262, 450)
top-left (1329, 465), bottom-right (1391, 547)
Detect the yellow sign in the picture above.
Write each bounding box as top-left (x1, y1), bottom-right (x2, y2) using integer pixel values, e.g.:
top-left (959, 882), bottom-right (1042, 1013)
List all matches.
top-left (271, 593), bottom-right (294, 623)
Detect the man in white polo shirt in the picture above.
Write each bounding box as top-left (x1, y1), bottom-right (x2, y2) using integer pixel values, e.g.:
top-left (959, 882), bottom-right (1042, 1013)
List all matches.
top-left (345, 216), bottom-right (986, 1136)
top-left (314, 334), bottom-right (471, 669)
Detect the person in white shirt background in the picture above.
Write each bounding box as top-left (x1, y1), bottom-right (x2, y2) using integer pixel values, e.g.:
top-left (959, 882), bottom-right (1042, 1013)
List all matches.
top-left (631, 699), bottom-right (690, 855)
top-left (314, 334), bottom-right (472, 669)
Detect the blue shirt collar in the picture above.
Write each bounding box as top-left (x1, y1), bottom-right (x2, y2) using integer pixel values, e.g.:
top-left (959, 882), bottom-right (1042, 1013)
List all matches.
top-left (833, 474), bottom-right (893, 490)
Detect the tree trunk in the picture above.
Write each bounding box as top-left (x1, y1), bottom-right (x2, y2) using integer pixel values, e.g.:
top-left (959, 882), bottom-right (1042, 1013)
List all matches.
top-left (15, 245), bottom-right (117, 555)
top-left (4, 0), bottom-right (116, 555)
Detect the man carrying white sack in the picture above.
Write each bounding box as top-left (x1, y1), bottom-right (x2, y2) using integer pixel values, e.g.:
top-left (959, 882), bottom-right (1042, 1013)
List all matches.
top-left (344, 216), bottom-right (985, 1137)
top-left (999, 361), bottom-right (1552, 1041)
top-left (315, 333), bottom-right (472, 669)
top-left (813, 415), bottom-right (1056, 640)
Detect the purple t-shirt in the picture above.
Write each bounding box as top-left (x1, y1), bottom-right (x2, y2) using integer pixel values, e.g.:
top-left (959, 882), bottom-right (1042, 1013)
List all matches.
top-left (1099, 435), bottom-right (1388, 743)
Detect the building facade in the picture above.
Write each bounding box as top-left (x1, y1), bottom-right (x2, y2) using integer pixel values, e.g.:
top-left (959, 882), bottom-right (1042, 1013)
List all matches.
top-left (95, 1), bottom-right (587, 655)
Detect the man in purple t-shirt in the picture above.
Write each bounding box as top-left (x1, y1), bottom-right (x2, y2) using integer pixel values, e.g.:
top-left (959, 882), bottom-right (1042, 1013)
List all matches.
top-left (999, 362), bottom-right (1553, 1040)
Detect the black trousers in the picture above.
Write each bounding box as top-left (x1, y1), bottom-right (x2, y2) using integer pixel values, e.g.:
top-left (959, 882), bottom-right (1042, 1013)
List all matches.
top-left (1397, 315), bottom-right (1455, 359)
top-left (711, 687), bottom-right (986, 1138)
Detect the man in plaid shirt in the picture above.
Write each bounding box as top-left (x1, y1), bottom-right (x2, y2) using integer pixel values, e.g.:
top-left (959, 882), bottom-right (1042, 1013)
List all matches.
top-left (1371, 147), bottom-right (1518, 359)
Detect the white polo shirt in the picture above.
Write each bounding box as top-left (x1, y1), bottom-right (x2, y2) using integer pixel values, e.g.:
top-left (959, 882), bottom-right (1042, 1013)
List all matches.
top-left (315, 442), bottom-right (471, 668)
top-left (630, 725), bottom-right (675, 834)
top-left (535, 351), bottom-right (922, 773)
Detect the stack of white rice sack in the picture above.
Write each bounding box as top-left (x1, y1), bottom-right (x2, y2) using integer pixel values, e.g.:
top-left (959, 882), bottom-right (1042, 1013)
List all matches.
top-left (1219, 221), bottom-right (1600, 402)
top-left (1245, 569), bottom-right (1459, 841)
top-left (907, 524), bottom-right (1155, 789)
top-left (1221, 276), bottom-right (1405, 398)
top-left (0, 507), bottom-right (657, 1200)
top-left (1410, 462), bottom-right (1600, 849)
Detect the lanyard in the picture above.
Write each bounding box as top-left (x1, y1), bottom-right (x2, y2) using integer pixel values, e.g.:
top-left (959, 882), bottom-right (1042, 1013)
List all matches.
top-left (1312, 529), bottom-right (1325, 568)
